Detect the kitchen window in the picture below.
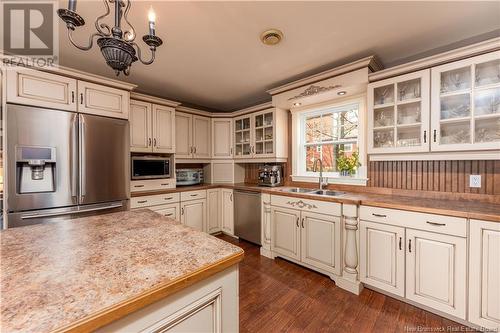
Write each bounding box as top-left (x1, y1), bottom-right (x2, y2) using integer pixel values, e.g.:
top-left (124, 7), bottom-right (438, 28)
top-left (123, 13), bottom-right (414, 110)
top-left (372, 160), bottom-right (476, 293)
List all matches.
top-left (291, 97), bottom-right (367, 185)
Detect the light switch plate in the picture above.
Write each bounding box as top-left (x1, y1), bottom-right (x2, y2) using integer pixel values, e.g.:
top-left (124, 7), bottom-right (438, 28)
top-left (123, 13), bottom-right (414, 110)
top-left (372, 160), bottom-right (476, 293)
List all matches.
top-left (469, 175), bottom-right (481, 188)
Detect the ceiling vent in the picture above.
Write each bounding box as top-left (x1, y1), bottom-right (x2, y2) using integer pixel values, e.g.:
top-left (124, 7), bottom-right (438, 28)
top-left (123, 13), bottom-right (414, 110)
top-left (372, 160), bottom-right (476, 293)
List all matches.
top-left (260, 29), bottom-right (283, 46)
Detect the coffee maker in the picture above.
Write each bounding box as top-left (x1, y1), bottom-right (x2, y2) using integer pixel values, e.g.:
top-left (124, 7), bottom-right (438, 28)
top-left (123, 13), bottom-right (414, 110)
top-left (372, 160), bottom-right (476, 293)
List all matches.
top-left (258, 165), bottom-right (283, 187)
top-left (16, 146), bottom-right (57, 194)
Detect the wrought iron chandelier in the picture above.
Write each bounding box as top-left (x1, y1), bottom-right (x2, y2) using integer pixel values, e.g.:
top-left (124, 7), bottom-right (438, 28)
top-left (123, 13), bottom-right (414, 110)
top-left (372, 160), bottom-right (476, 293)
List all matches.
top-left (58, 0), bottom-right (163, 76)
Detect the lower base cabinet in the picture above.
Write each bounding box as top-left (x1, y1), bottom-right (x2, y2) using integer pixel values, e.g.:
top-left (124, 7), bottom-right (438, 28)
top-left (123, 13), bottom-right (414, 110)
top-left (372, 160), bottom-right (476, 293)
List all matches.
top-left (271, 206), bottom-right (301, 260)
top-left (469, 219), bottom-right (500, 331)
top-left (181, 199), bottom-right (207, 232)
top-left (151, 203), bottom-right (181, 222)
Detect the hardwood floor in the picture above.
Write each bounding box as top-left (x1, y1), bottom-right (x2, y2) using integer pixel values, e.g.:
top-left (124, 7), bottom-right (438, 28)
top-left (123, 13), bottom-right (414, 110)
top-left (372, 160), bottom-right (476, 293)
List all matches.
top-left (217, 235), bottom-right (469, 333)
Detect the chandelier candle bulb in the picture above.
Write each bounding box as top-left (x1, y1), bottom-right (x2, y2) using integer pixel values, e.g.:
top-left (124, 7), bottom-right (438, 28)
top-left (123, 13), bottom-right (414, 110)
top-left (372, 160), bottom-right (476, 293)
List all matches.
top-left (148, 7), bottom-right (156, 36)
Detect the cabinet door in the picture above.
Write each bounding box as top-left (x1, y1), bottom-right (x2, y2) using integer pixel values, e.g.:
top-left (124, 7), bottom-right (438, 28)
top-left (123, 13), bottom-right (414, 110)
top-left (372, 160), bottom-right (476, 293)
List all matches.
top-left (368, 69), bottom-right (430, 154)
top-left (181, 199), bottom-right (206, 232)
top-left (431, 51), bottom-right (500, 151)
top-left (469, 219), bottom-right (500, 331)
top-left (253, 109), bottom-right (276, 158)
top-left (130, 100), bottom-right (152, 152)
top-left (6, 68), bottom-right (77, 111)
top-left (234, 115), bottom-right (253, 158)
top-left (175, 112), bottom-right (193, 158)
top-left (212, 118), bottom-right (233, 158)
top-left (207, 189), bottom-right (221, 234)
top-left (193, 115), bottom-right (211, 158)
top-left (221, 189), bottom-right (234, 235)
top-left (406, 229), bottom-right (466, 319)
top-left (152, 104), bottom-right (175, 153)
top-left (300, 211), bottom-right (341, 275)
top-left (151, 203), bottom-right (180, 222)
top-left (77, 81), bottom-right (129, 119)
top-left (271, 206), bottom-right (301, 260)
top-left (360, 220), bottom-right (405, 297)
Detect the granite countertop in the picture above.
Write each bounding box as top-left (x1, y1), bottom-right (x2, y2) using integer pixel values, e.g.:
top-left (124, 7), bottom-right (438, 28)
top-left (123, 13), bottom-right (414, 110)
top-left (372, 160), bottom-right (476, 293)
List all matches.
top-left (132, 183), bottom-right (500, 222)
top-left (0, 210), bottom-right (244, 333)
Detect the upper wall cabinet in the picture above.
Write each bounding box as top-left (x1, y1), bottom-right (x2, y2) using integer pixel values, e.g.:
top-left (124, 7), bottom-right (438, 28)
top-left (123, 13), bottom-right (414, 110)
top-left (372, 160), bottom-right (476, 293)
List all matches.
top-left (175, 112), bottom-right (211, 159)
top-left (368, 69), bottom-right (430, 154)
top-left (431, 51), bottom-right (500, 151)
top-left (130, 100), bottom-right (175, 153)
top-left (212, 118), bottom-right (233, 159)
top-left (233, 108), bottom-right (288, 160)
top-left (6, 68), bottom-right (77, 111)
top-left (6, 68), bottom-right (130, 119)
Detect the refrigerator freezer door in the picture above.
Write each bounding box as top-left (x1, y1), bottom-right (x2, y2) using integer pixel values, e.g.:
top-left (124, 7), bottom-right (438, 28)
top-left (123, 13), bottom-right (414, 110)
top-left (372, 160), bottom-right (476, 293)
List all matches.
top-left (79, 114), bottom-right (130, 205)
top-left (6, 104), bottom-right (77, 212)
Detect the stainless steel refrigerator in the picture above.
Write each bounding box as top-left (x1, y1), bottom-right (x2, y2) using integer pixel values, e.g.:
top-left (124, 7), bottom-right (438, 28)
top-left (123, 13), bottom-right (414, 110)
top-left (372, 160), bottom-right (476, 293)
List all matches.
top-left (6, 104), bottom-right (130, 228)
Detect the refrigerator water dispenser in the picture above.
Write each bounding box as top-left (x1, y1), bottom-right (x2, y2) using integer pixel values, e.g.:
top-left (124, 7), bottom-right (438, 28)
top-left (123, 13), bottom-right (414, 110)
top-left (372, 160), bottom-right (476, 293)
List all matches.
top-left (16, 146), bottom-right (57, 193)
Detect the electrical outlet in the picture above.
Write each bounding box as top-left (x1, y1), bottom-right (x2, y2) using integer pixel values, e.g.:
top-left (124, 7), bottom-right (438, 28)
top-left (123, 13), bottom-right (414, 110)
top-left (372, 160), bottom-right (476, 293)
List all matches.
top-left (469, 175), bottom-right (481, 188)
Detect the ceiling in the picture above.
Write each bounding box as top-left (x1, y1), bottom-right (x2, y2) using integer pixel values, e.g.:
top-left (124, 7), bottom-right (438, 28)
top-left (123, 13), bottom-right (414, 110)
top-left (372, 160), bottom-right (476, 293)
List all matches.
top-left (58, 1), bottom-right (500, 111)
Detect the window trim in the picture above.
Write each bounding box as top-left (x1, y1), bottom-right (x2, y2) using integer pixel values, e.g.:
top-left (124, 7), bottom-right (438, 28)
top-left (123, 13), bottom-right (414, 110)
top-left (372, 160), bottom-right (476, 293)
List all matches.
top-left (291, 94), bottom-right (368, 186)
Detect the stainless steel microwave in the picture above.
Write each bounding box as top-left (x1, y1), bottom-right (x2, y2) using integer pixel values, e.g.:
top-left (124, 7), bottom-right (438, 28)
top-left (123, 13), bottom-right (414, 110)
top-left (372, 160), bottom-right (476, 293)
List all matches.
top-left (131, 156), bottom-right (172, 180)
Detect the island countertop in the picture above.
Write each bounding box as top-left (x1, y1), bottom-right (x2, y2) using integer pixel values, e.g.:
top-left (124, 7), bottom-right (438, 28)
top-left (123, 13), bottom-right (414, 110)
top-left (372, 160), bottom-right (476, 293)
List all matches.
top-left (0, 210), bottom-right (244, 333)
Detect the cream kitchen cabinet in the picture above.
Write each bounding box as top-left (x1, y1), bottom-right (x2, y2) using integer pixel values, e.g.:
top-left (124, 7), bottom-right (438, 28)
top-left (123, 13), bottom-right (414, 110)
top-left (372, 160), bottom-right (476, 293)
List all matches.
top-left (360, 220), bottom-right (405, 297)
top-left (211, 118), bottom-right (233, 158)
top-left (368, 69), bottom-right (430, 154)
top-left (175, 112), bottom-right (211, 159)
top-left (77, 81), bottom-right (129, 119)
top-left (151, 203), bottom-right (181, 221)
top-left (234, 108), bottom-right (288, 160)
top-left (221, 189), bottom-right (234, 235)
top-left (181, 198), bottom-right (207, 232)
top-left (270, 195), bottom-right (342, 275)
top-left (6, 68), bottom-right (77, 111)
top-left (130, 100), bottom-right (175, 153)
top-left (469, 219), bottom-right (500, 331)
top-left (431, 51), bottom-right (500, 151)
top-left (207, 189), bottom-right (221, 234)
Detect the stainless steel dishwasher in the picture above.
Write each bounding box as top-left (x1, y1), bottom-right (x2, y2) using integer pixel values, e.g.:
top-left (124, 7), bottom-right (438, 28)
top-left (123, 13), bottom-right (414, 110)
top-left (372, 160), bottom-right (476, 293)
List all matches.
top-left (234, 190), bottom-right (261, 245)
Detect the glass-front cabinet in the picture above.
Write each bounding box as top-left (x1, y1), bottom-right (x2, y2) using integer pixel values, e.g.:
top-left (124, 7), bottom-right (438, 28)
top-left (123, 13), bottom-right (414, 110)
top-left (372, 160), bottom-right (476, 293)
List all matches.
top-left (233, 109), bottom-right (278, 159)
top-left (431, 51), bottom-right (500, 151)
top-left (368, 69), bottom-right (430, 153)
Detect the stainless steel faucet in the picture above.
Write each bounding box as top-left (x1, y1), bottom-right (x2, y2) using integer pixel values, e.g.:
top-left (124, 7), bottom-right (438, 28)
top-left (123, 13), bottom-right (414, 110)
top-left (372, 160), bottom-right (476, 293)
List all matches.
top-left (313, 158), bottom-right (328, 190)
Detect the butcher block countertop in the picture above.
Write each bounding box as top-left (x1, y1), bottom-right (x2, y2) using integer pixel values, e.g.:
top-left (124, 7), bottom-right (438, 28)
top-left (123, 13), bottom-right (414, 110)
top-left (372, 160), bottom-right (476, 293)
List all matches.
top-left (132, 183), bottom-right (499, 222)
top-left (0, 210), bottom-right (244, 333)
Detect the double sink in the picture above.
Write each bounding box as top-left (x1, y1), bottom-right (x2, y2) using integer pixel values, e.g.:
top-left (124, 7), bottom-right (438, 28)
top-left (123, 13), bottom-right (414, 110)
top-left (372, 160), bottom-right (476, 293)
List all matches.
top-left (282, 188), bottom-right (345, 197)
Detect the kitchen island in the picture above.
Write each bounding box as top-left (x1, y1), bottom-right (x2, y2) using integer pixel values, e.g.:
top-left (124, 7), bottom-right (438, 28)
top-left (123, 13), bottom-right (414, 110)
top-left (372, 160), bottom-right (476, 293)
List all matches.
top-left (0, 210), bottom-right (244, 333)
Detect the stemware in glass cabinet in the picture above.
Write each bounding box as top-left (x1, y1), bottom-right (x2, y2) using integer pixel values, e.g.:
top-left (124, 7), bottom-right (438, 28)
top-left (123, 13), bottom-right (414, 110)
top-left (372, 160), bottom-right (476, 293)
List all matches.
top-left (397, 102), bottom-right (421, 125)
top-left (374, 106), bottom-right (394, 127)
top-left (397, 78), bottom-right (421, 102)
top-left (264, 127), bottom-right (273, 140)
top-left (373, 128), bottom-right (394, 148)
top-left (374, 84), bottom-right (394, 105)
top-left (440, 122), bottom-right (470, 145)
top-left (397, 126), bottom-right (421, 147)
top-left (255, 115), bottom-right (264, 127)
top-left (440, 66), bottom-right (471, 93)
top-left (475, 59), bottom-right (500, 87)
top-left (475, 118), bottom-right (500, 143)
top-left (265, 141), bottom-right (273, 154)
top-left (264, 112), bottom-right (273, 126)
top-left (255, 128), bottom-right (263, 141)
top-left (474, 87), bottom-right (500, 116)
top-left (440, 94), bottom-right (471, 120)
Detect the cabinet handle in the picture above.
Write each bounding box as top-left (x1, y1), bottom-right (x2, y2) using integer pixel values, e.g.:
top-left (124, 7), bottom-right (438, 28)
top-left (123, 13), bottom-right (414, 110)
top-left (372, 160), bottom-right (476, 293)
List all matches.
top-left (372, 213), bottom-right (386, 218)
top-left (165, 213), bottom-right (173, 217)
top-left (426, 221), bottom-right (446, 226)
top-left (190, 146), bottom-right (194, 154)
top-left (164, 197), bottom-right (173, 200)
top-left (137, 200), bottom-right (147, 204)
top-left (408, 239), bottom-right (412, 253)
top-left (161, 183), bottom-right (169, 186)
top-left (133, 185), bottom-right (145, 188)
top-left (148, 138), bottom-right (152, 147)
top-left (190, 194), bottom-right (198, 197)
top-left (71, 91), bottom-right (75, 103)
top-left (230, 147), bottom-right (233, 155)
top-left (399, 237), bottom-right (402, 250)
top-left (433, 129), bottom-right (437, 143)
top-left (181, 208), bottom-right (184, 215)
top-left (230, 193), bottom-right (233, 201)
top-left (296, 217), bottom-right (299, 228)
top-left (301, 217), bottom-right (304, 228)
top-left (153, 138), bottom-right (157, 147)
top-left (423, 130), bottom-right (427, 143)
top-left (80, 93), bottom-right (83, 104)
top-left (194, 147), bottom-right (197, 154)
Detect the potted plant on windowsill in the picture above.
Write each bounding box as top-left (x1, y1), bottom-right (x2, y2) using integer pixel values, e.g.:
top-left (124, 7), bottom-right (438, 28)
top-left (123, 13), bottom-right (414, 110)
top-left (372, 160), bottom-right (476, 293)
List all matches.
top-left (336, 150), bottom-right (360, 177)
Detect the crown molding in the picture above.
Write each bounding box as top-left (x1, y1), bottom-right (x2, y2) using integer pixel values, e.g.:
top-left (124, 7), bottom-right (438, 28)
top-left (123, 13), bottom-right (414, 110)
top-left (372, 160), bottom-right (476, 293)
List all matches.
top-left (130, 92), bottom-right (180, 107)
top-left (369, 37), bottom-right (500, 82)
top-left (176, 105), bottom-right (213, 117)
top-left (267, 55), bottom-right (382, 96)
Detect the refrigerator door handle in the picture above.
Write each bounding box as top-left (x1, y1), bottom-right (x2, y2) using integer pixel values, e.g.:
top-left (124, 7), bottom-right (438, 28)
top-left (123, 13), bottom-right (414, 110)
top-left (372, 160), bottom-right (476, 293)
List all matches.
top-left (70, 115), bottom-right (79, 202)
top-left (20, 202), bottom-right (124, 220)
top-left (79, 115), bottom-right (86, 201)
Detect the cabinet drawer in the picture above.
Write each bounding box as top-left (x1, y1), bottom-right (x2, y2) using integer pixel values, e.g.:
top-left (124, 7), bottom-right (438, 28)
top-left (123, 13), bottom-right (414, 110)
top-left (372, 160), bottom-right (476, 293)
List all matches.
top-left (360, 206), bottom-right (466, 237)
top-left (181, 190), bottom-right (207, 201)
top-left (131, 179), bottom-right (176, 192)
top-left (131, 193), bottom-right (180, 208)
top-left (271, 195), bottom-right (341, 216)
top-left (150, 203), bottom-right (180, 221)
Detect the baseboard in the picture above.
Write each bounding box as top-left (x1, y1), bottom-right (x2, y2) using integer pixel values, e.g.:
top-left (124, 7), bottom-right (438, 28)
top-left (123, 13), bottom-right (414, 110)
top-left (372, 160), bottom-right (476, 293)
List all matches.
top-left (332, 276), bottom-right (364, 295)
